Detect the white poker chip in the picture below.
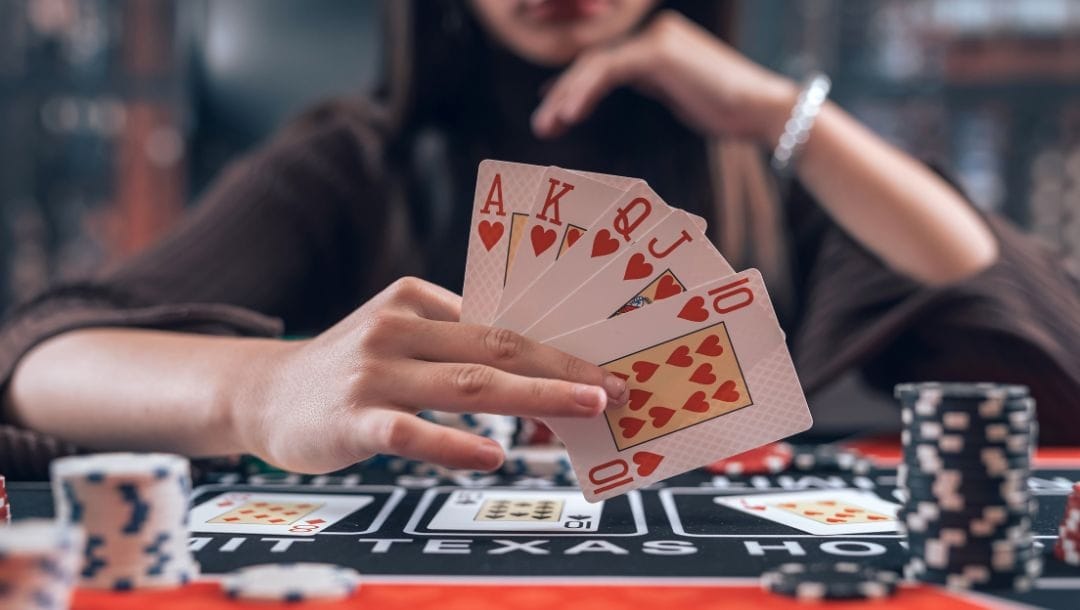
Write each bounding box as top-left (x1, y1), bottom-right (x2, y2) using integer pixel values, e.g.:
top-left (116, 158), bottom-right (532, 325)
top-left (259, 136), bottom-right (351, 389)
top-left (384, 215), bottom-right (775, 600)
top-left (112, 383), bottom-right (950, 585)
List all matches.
top-left (223, 563), bottom-right (361, 602)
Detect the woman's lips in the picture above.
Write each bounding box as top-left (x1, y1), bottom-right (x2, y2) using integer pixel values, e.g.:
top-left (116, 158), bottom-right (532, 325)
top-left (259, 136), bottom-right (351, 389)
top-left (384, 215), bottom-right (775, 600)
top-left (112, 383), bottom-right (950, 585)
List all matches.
top-left (523, 0), bottom-right (611, 22)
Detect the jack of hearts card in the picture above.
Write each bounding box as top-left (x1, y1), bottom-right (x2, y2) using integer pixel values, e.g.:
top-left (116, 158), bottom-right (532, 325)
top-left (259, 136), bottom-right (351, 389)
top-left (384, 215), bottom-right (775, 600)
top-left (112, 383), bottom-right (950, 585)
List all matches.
top-left (188, 492), bottom-right (374, 536)
top-left (524, 209), bottom-right (733, 341)
top-left (542, 269), bottom-right (812, 502)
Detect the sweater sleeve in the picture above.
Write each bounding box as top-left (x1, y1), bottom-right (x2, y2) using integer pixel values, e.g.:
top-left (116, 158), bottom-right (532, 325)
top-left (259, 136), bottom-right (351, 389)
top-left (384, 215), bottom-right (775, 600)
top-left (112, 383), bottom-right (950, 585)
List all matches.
top-left (0, 109), bottom-right (393, 476)
top-left (787, 188), bottom-right (1080, 444)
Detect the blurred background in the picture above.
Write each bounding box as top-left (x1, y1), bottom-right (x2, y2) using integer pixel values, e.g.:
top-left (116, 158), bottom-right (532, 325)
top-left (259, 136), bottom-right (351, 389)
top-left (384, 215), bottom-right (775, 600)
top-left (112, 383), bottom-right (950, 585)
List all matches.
top-left (1, 0), bottom-right (1079, 313)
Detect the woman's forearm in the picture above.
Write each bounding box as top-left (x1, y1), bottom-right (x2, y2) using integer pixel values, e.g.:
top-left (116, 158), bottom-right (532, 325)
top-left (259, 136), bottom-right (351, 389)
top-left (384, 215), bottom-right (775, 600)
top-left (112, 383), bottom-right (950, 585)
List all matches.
top-left (1, 328), bottom-right (283, 457)
top-left (776, 99), bottom-right (999, 285)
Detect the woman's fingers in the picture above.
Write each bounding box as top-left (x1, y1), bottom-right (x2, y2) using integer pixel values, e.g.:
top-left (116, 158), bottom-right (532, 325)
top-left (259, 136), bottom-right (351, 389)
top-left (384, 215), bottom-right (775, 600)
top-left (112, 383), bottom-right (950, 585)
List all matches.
top-left (353, 408), bottom-right (505, 471)
top-left (370, 359), bottom-right (616, 419)
top-left (533, 42), bottom-right (643, 139)
top-left (381, 277), bottom-right (462, 322)
top-left (401, 319), bottom-right (627, 404)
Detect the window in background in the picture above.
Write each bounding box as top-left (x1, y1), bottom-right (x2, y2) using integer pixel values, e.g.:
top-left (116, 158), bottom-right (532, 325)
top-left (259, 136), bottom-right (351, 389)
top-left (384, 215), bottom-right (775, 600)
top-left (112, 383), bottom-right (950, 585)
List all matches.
top-left (743, 0), bottom-right (1080, 273)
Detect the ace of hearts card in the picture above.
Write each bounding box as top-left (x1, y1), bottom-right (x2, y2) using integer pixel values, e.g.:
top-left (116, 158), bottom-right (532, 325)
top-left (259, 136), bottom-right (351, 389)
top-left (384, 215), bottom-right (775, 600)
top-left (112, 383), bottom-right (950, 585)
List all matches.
top-left (542, 269), bottom-right (812, 502)
top-left (462, 161), bottom-right (638, 324)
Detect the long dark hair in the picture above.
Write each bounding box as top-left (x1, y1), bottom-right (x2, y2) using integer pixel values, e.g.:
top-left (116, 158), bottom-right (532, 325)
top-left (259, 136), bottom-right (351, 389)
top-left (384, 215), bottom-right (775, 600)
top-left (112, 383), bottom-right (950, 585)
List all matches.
top-left (312, 0), bottom-right (789, 307)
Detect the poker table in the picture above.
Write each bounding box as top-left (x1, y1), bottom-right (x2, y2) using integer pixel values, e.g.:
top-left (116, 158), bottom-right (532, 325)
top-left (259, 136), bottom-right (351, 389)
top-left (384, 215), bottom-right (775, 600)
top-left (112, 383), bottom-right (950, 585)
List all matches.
top-left (7, 440), bottom-right (1080, 610)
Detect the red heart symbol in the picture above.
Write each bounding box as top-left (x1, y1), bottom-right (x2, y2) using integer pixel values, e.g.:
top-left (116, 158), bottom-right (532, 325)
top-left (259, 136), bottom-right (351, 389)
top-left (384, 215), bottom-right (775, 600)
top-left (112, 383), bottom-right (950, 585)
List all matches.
top-left (627, 389), bottom-right (652, 411)
top-left (623, 253), bottom-right (653, 281)
top-left (820, 501), bottom-right (838, 506)
top-left (565, 227), bottom-right (583, 249)
top-left (681, 391), bottom-right (709, 413)
top-left (665, 345), bottom-right (693, 368)
top-left (610, 371), bottom-right (629, 382)
top-left (653, 274), bottom-right (682, 300)
top-left (648, 406), bottom-right (675, 428)
top-left (677, 296), bottom-right (708, 322)
top-left (779, 503), bottom-right (797, 508)
top-left (530, 225), bottom-right (557, 256)
top-left (591, 229), bottom-right (619, 258)
top-left (712, 380), bottom-right (740, 402)
top-left (632, 451), bottom-right (663, 476)
top-left (868, 515), bottom-right (888, 521)
top-left (842, 508), bottom-right (862, 513)
top-left (689, 363), bottom-right (717, 385)
top-left (804, 510), bottom-right (824, 516)
top-left (826, 518), bottom-right (847, 523)
top-left (618, 417), bottom-right (645, 439)
top-left (478, 220), bottom-right (504, 251)
top-left (631, 360), bottom-right (659, 383)
top-left (695, 334), bottom-right (724, 357)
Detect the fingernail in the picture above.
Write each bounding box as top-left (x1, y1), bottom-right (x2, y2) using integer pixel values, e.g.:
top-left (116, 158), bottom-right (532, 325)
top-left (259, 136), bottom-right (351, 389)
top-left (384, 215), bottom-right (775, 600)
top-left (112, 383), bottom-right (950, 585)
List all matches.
top-left (475, 440), bottom-right (504, 470)
top-left (603, 373), bottom-right (627, 405)
top-left (574, 384), bottom-right (606, 411)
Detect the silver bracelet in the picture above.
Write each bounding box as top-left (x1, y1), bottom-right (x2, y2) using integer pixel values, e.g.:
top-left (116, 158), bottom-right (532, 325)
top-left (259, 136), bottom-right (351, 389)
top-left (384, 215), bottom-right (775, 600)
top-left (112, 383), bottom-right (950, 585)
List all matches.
top-left (770, 72), bottom-right (831, 175)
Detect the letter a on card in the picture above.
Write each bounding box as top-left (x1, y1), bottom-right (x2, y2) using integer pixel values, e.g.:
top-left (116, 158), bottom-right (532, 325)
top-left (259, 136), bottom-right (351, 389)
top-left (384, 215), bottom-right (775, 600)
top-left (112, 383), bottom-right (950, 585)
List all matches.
top-left (462, 161), bottom-right (550, 324)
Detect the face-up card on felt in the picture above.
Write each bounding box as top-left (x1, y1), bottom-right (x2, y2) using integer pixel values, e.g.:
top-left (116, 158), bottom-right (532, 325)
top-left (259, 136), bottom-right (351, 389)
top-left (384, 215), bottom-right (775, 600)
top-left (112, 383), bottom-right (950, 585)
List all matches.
top-left (497, 167), bottom-right (629, 317)
top-left (189, 492), bottom-right (373, 536)
top-left (428, 489), bottom-right (603, 532)
top-left (714, 490), bottom-right (900, 535)
top-left (541, 269), bottom-right (812, 502)
top-left (524, 210), bottom-right (734, 342)
top-left (492, 182), bottom-right (676, 333)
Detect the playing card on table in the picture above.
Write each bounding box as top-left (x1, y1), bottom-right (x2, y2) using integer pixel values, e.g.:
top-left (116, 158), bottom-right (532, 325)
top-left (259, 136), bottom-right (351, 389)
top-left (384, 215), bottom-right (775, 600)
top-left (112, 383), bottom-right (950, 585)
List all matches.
top-left (496, 167), bottom-right (629, 317)
top-left (542, 269), bottom-right (812, 502)
top-left (714, 490), bottom-right (900, 535)
top-left (188, 492), bottom-right (373, 536)
top-left (524, 209), bottom-right (734, 341)
top-left (428, 489), bottom-right (603, 532)
top-left (493, 182), bottom-right (676, 333)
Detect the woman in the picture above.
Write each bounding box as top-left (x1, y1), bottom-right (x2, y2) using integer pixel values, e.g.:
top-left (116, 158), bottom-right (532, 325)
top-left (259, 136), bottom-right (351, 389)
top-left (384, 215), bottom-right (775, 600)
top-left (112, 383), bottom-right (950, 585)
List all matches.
top-left (1, 0), bottom-right (1077, 479)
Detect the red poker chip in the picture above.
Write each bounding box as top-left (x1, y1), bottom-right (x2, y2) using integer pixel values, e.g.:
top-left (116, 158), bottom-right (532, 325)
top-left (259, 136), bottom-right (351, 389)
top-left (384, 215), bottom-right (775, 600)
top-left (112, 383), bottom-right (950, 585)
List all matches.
top-left (705, 442), bottom-right (794, 476)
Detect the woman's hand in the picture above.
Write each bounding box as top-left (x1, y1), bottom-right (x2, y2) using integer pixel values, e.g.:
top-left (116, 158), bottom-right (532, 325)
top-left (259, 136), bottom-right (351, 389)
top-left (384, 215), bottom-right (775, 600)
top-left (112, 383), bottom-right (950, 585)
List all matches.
top-left (532, 10), bottom-right (796, 143)
top-left (234, 277), bottom-right (629, 474)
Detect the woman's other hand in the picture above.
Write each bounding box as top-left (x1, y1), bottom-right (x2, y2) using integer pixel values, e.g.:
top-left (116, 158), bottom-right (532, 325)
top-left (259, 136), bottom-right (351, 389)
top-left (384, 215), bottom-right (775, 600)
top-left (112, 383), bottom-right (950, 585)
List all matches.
top-left (532, 10), bottom-right (795, 144)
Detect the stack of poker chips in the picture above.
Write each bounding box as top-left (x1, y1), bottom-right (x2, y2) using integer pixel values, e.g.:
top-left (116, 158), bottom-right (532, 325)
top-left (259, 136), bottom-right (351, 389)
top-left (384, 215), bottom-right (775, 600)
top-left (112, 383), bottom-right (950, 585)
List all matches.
top-left (501, 446), bottom-right (577, 483)
top-left (761, 562), bottom-right (899, 601)
top-left (425, 411), bottom-right (517, 451)
top-left (223, 563), bottom-right (361, 602)
top-left (1055, 482), bottom-right (1080, 565)
top-left (895, 382), bottom-right (1041, 591)
top-left (0, 519), bottom-right (84, 609)
top-left (50, 453), bottom-right (200, 590)
top-left (0, 474), bottom-right (9, 524)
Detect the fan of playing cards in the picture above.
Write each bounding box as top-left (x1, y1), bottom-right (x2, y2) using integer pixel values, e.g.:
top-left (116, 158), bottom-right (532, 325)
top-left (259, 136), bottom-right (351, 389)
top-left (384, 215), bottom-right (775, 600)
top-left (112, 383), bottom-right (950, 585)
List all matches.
top-left (461, 160), bottom-right (813, 502)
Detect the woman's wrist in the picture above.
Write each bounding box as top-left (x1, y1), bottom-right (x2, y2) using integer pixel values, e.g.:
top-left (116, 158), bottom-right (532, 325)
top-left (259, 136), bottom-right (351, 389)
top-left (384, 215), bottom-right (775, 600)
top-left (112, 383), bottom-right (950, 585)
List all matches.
top-left (217, 337), bottom-right (298, 460)
top-left (755, 78), bottom-right (801, 148)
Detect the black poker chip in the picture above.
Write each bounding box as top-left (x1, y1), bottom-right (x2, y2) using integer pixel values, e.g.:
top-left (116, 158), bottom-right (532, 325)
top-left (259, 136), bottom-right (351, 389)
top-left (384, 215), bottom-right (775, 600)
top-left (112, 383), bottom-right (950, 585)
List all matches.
top-left (790, 445), bottom-right (873, 474)
top-left (904, 557), bottom-right (1041, 591)
top-left (895, 382), bottom-right (1040, 592)
top-left (761, 562), bottom-right (899, 600)
top-left (898, 508), bottom-right (1033, 537)
top-left (894, 382), bottom-right (1030, 402)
